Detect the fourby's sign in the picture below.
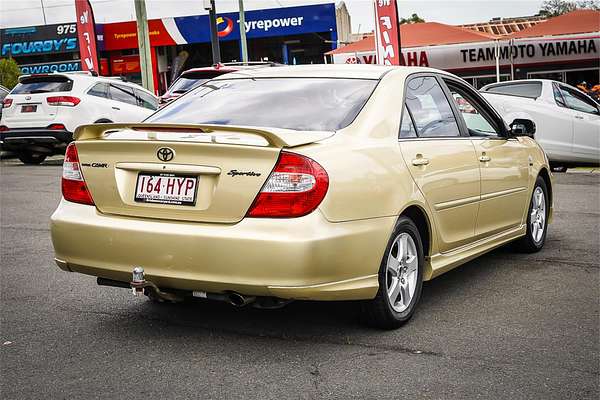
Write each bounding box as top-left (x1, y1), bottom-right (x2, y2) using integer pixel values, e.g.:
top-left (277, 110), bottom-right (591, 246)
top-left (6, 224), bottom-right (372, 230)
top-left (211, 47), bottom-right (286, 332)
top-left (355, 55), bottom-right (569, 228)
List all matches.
top-left (373, 0), bottom-right (401, 65)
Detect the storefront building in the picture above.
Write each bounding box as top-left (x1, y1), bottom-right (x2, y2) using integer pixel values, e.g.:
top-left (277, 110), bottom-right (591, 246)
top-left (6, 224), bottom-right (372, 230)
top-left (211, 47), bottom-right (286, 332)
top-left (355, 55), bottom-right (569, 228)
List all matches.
top-left (99, 2), bottom-right (339, 93)
top-left (326, 9), bottom-right (599, 89)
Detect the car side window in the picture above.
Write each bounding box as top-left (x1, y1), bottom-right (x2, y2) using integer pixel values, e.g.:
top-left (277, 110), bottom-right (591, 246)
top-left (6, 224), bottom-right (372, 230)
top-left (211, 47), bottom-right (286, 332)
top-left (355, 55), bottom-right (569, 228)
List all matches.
top-left (110, 84), bottom-right (138, 106)
top-left (552, 83), bottom-right (566, 107)
top-left (405, 76), bottom-right (461, 138)
top-left (87, 83), bottom-right (109, 99)
top-left (445, 81), bottom-right (501, 137)
top-left (135, 89), bottom-right (158, 110)
top-left (399, 106), bottom-right (417, 139)
top-left (560, 86), bottom-right (599, 115)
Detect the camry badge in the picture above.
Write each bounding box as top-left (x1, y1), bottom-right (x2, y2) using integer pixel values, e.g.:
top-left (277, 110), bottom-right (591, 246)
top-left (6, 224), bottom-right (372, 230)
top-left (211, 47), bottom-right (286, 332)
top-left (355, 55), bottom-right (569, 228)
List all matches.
top-left (157, 147), bottom-right (175, 162)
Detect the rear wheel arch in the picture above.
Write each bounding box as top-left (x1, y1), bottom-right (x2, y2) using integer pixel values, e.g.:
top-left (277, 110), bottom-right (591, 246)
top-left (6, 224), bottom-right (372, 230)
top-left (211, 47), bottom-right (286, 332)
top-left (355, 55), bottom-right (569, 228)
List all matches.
top-left (399, 204), bottom-right (431, 259)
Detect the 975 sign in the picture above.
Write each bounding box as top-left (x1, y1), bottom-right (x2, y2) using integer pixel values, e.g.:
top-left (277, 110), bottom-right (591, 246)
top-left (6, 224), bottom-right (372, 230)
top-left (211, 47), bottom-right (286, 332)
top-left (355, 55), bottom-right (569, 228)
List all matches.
top-left (75, 0), bottom-right (99, 72)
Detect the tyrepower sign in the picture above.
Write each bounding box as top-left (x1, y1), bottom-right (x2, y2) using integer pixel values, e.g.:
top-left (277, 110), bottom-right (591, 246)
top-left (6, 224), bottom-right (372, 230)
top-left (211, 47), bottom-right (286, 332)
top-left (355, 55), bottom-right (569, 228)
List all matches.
top-left (373, 0), bottom-right (401, 65)
top-left (75, 0), bottom-right (99, 72)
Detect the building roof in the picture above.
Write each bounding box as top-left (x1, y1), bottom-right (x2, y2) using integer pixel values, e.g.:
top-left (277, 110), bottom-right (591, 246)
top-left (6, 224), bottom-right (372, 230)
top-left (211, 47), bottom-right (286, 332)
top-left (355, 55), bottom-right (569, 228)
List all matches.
top-left (461, 15), bottom-right (547, 36)
top-left (326, 22), bottom-right (497, 55)
top-left (509, 9), bottom-right (600, 38)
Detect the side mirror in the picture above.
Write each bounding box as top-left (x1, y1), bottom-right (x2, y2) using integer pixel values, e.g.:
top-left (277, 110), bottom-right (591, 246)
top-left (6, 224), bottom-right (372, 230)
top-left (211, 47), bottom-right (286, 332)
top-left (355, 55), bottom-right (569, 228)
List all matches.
top-left (510, 118), bottom-right (536, 138)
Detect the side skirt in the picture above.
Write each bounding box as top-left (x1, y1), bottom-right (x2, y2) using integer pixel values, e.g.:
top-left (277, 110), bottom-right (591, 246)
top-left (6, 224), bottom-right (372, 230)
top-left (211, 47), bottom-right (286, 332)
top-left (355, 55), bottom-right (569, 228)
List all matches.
top-left (425, 225), bottom-right (526, 280)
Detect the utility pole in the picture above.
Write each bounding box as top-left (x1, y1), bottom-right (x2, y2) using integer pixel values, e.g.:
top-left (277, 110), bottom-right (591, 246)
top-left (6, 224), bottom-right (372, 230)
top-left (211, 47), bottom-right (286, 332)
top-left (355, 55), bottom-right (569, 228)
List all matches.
top-left (134, 0), bottom-right (155, 93)
top-left (204, 0), bottom-right (221, 64)
top-left (238, 0), bottom-right (248, 63)
top-left (40, 0), bottom-right (47, 25)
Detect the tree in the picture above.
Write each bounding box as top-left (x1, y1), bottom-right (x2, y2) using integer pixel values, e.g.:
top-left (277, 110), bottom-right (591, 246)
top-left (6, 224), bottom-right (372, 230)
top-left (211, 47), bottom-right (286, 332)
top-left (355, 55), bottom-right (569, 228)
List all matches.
top-left (0, 58), bottom-right (20, 89)
top-left (539, 0), bottom-right (599, 17)
top-left (400, 13), bottom-right (425, 24)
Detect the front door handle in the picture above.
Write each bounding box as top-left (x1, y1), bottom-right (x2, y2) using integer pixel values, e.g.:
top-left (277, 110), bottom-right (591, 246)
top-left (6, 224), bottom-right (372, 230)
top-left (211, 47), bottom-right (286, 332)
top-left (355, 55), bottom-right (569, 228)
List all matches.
top-left (479, 155), bottom-right (491, 162)
top-left (412, 157), bottom-right (430, 166)
top-left (574, 115), bottom-right (584, 120)
top-left (112, 106), bottom-right (121, 110)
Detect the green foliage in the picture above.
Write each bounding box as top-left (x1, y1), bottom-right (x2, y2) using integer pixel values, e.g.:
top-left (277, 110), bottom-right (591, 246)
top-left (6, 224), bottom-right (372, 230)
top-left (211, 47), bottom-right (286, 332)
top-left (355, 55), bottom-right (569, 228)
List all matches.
top-left (0, 58), bottom-right (21, 89)
top-left (400, 13), bottom-right (425, 25)
top-left (539, 0), bottom-right (599, 17)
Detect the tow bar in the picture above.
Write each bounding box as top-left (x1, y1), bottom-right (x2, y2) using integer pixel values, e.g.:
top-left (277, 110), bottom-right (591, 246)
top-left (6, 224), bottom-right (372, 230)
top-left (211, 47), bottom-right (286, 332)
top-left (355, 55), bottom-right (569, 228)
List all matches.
top-left (129, 266), bottom-right (183, 302)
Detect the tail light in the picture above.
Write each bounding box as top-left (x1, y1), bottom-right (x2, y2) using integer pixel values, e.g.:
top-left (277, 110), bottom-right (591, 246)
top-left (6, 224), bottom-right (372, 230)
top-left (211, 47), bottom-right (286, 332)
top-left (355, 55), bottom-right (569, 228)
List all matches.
top-left (62, 143), bottom-right (94, 205)
top-left (247, 151), bottom-right (328, 218)
top-left (2, 98), bottom-right (12, 108)
top-left (47, 96), bottom-right (80, 107)
top-left (0, 125), bottom-right (8, 132)
top-left (48, 123), bottom-right (66, 130)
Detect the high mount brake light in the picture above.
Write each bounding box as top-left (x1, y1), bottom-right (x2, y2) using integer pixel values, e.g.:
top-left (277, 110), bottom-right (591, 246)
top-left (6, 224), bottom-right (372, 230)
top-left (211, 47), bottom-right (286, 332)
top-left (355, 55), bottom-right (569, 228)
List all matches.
top-left (47, 96), bottom-right (80, 107)
top-left (246, 151), bottom-right (329, 218)
top-left (62, 143), bottom-right (94, 205)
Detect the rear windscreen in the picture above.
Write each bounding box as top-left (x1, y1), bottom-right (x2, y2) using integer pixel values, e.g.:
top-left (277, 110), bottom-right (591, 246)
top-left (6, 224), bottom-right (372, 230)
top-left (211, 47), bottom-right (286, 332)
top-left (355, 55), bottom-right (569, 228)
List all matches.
top-left (11, 76), bottom-right (73, 94)
top-left (148, 78), bottom-right (378, 131)
top-left (484, 82), bottom-right (542, 98)
top-left (166, 72), bottom-right (228, 95)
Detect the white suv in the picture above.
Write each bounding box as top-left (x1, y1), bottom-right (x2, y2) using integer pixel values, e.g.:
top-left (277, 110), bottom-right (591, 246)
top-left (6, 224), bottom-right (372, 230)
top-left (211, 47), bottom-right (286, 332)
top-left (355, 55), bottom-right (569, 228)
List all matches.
top-left (0, 72), bottom-right (158, 164)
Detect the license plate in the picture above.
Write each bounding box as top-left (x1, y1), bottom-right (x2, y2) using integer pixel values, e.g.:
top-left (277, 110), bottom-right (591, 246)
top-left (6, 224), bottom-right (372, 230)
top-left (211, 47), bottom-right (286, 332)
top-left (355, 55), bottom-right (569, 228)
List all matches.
top-left (21, 105), bottom-right (37, 113)
top-left (134, 173), bottom-right (198, 206)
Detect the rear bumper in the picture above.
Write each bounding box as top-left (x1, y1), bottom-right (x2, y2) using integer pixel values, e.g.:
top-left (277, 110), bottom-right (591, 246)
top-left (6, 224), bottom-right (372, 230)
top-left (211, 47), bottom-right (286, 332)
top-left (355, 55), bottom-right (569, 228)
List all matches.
top-left (0, 128), bottom-right (72, 153)
top-left (51, 200), bottom-right (395, 300)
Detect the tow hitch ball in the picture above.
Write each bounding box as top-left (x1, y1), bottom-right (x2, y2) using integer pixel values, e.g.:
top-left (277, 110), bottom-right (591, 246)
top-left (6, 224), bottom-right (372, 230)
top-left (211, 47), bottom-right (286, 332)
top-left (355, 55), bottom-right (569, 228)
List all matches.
top-left (131, 266), bottom-right (145, 296)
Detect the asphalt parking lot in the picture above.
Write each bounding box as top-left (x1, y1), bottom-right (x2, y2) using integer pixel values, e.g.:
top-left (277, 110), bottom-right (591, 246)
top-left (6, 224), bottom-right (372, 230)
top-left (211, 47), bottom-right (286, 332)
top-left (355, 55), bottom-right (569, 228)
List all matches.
top-left (1, 158), bottom-right (598, 399)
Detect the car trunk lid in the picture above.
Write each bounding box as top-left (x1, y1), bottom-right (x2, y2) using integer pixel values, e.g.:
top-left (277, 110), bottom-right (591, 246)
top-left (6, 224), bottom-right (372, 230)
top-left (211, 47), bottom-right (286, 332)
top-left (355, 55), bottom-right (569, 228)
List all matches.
top-left (74, 123), bottom-right (333, 223)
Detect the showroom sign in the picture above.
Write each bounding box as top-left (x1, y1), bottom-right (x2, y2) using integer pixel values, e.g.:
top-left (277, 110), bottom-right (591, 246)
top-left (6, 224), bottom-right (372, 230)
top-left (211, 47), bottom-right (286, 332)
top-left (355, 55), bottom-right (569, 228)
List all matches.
top-left (20, 61), bottom-right (81, 74)
top-left (333, 33), bottom-right (599, 71)
top-left (0, 23), bottom-right (78, 57)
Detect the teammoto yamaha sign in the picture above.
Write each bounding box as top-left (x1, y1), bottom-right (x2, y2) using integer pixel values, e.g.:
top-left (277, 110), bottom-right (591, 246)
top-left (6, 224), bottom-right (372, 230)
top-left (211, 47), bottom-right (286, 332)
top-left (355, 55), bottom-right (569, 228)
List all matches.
top-left (1, 23), bottom-right (79, 57)
top-left (334, 32), bottom-right (599, 70)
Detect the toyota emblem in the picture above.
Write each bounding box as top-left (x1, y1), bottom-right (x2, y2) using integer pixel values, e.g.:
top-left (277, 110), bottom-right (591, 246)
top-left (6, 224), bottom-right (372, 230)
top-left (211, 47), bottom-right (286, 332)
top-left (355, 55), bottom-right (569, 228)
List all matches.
top-left (25, 95), bottom-right (31, 100)
top-left (156, 147), bottom-right (175, 162)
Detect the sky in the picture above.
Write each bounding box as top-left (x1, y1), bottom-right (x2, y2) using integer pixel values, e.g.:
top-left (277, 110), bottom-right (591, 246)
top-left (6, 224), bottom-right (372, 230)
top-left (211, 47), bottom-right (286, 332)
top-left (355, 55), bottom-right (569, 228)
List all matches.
top-left (0, 0), bottom-right (546, 30)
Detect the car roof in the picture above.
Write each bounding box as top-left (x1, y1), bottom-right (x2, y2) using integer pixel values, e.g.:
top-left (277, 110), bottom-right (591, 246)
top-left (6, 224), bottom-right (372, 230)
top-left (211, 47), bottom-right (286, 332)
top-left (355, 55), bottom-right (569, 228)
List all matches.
top-left (18, 72), bottom-right (156, 96)
top-left (211, 64), bottom-right (441, 81)
top-left (180, 62), bottom-right (281, 75)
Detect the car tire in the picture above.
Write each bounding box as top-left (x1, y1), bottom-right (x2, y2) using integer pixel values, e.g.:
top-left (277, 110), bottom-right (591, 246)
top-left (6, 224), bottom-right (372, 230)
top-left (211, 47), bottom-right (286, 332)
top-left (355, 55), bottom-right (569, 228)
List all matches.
top-left (94, 119), bottom-right (113, 124)
top-left (513, 176), bottom-right (549, 253)
top-left (18, 153), bottom-right (47, 165)
top-left (360, 216), bottom-right (424, 329)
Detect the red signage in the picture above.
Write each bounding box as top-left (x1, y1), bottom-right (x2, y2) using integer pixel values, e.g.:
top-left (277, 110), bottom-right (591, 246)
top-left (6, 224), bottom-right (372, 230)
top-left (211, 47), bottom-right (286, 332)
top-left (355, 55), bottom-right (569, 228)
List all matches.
top-left (373, 0), bottom-right (402, 65)
top-left (75, 0), bottom-right (99, 72)
top-left (103, 20), bottom-right (176, 51)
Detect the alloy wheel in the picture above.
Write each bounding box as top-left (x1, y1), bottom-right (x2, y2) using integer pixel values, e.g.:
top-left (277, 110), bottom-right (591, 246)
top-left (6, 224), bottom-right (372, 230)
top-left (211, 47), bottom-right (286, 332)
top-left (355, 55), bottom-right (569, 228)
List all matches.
top-left (386, 233), bottom-right (419, 313)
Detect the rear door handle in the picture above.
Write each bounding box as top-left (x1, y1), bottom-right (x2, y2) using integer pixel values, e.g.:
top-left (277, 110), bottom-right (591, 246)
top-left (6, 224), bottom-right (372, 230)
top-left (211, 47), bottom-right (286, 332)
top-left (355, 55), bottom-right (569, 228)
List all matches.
top-left (479, 155), bottom-right (491, 162)
top-left (412, 158), bottom-right (430, 166)
top-left (112, 106), bottom-right (121, 110)
top-left (574, 115), bottom-right (584, 120)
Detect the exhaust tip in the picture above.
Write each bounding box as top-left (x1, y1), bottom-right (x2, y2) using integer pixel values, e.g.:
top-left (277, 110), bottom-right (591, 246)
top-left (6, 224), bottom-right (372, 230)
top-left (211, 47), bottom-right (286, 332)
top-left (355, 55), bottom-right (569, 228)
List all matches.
top-left (227, 292), bottom-right (255, 307)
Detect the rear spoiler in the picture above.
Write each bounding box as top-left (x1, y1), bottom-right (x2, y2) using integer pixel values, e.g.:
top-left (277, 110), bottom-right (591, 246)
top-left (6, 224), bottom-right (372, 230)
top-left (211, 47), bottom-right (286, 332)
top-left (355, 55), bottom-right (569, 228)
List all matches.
top-left (74, 123), bottom-right (334, 148)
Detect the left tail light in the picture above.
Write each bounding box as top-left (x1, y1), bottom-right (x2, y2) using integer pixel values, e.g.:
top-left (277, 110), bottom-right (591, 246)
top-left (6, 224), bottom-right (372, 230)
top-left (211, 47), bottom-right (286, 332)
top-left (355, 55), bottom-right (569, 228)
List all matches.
top-left (47, 96), bottom-right (80, 107)
top-left (246, 151), bottom-right (329, 218)
top-left (62, 143), bottom-right (94, 205)
top-left (2, 98), bottom-right (12, 108)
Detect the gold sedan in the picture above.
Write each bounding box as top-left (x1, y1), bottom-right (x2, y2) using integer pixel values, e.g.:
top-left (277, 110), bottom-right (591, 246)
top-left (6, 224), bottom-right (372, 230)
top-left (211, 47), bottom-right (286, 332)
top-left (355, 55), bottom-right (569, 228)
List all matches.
top-left (51, 65), bottom-right (552, 329)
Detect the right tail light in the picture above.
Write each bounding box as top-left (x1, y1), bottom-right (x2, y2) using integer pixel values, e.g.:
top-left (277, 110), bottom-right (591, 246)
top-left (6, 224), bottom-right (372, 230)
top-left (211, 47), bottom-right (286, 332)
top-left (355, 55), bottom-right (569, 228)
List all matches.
top-left (246, 151), bottom-right (329, 218)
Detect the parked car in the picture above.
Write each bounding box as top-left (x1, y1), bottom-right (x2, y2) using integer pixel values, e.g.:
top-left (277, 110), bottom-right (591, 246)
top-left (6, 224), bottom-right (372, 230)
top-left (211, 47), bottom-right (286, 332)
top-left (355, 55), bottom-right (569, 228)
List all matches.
top-left (51, 65), bottom-right (552, 329)
top-left (0, 72), bottom-right (158, 164)
top-left (481, 79), bottom-right (600, 172)
top-left (159, 62), bottom-right (280, 106)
